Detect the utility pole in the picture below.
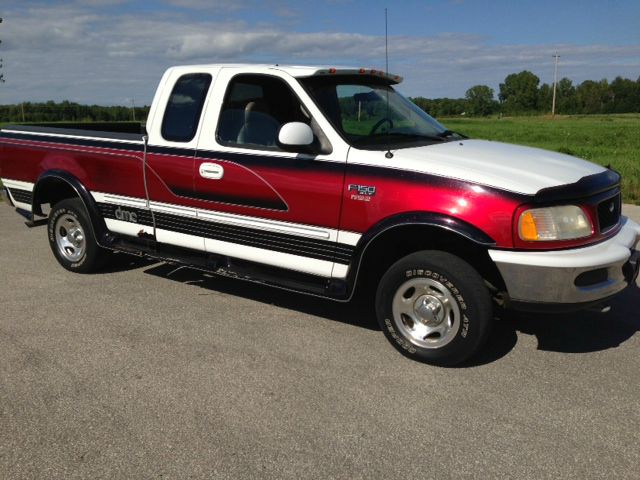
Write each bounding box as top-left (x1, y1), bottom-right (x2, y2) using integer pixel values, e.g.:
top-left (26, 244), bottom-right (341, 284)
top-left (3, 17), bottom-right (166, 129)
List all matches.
top-left (0, 17), bottom-right (5, 84)
top-left (551, 52), bottom-right (560, 117)
top-left (130, 98), bottom-right (136, 122)
top-left (21, 102), bottom-right (25, 122)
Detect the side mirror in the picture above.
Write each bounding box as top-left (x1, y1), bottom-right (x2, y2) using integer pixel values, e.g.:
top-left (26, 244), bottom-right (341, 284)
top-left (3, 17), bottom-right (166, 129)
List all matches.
top-left (278, 122), bottom-right (314, 149)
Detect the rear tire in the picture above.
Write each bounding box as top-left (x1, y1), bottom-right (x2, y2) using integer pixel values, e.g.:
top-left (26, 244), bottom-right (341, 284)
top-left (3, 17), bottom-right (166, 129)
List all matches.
top-left (375, 250), bottom-right (492, 366)
top-left (47, 198), bottom-right (108, 273)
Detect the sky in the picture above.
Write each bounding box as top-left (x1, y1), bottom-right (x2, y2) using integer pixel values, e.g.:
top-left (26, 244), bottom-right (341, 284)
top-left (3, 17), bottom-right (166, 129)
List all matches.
top-left (0, 0), bottom-right (638, 105)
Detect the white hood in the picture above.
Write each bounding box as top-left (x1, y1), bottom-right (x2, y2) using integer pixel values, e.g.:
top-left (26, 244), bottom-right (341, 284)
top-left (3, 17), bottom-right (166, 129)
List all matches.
top-left (351, 139), bottom-right (606, 195)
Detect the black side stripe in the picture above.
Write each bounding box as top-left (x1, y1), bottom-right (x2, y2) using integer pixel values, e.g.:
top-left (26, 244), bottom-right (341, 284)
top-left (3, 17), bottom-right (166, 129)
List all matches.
top-left (169, 187), bottom-right (288, 211)
top-left (97, 203), bottom-right (354, 265)
top-left (8, 188), bottom-right (33, 205)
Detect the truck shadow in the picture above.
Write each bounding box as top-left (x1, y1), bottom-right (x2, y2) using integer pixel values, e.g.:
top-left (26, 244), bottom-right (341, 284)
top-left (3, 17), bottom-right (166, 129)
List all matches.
top-left (99, 252), bottom-right (157, 274)
top-left (507, 285), bottom-right (640, 354)
top-left (143, 263), bottom-right (380, 331)
top-left (141, 263), bottom-right (639, 366)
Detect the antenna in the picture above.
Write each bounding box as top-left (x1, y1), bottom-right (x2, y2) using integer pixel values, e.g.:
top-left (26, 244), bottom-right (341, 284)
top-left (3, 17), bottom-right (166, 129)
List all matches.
top-left (385, 8), bottom-right (389, 74)
top-left (384, 8), bottom-right (393, 159)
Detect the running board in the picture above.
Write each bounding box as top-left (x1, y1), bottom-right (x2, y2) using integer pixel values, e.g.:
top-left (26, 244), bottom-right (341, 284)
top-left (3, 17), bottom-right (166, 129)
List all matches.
top-left (15, 207), bottom-right (48, 227)
top-left (108, 235), bottom-right (349, 299)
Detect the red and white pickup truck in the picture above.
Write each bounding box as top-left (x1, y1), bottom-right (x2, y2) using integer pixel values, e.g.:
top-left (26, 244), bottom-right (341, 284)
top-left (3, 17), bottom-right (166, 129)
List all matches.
top-left (1, 64), bottom-right (639, 365)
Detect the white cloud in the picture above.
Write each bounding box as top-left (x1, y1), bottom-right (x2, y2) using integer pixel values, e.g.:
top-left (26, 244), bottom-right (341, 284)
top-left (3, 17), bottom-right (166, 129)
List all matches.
top-left (0, 3), bottom-right (638, 104)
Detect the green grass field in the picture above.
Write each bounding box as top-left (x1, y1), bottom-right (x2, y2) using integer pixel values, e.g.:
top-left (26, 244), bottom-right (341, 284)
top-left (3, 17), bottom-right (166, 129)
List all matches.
top-left (2, 115), bottom-right (639, 203)
top-left (440, 114), bottom-right (640, 204)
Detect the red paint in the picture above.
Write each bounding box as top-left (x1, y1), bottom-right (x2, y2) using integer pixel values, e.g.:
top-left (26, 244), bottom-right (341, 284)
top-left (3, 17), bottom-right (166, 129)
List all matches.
top-left (0, 136), bottom-right (620, 252)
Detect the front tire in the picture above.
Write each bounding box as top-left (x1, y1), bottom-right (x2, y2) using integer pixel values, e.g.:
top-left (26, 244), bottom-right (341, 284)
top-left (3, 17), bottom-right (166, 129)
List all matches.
top-left (47, 198), bottom-right (108, 273)
top-left (375, 251), bottom-right (492, 366)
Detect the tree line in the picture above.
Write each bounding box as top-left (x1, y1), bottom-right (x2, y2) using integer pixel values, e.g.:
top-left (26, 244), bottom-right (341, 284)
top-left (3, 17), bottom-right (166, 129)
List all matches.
top-left (411, 72), bottom-right (640, 117)
top-left (0, 72), bottom-right (639, 122)
top-left (0, 100), bottom-right (150, 123)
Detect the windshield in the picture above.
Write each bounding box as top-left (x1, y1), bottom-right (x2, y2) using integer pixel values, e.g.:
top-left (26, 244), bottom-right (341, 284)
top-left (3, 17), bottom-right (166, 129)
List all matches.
top-left (300, 76), bottom-right (456, 149)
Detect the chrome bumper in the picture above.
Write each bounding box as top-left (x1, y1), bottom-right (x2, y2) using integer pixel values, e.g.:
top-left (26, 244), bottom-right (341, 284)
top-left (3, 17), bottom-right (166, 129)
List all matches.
top-left (489, 217), bottom-right (640, 307)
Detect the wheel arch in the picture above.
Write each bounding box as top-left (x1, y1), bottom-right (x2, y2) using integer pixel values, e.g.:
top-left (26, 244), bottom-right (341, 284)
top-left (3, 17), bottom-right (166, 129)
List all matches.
top-left (347, 212), bottom-right (506, 299)
top-left (33, 170), bottom-right (108, 244)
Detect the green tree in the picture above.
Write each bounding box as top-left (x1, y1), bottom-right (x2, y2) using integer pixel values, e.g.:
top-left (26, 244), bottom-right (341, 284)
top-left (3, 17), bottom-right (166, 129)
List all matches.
top-left (556, 78), bottom-right (578, 114)
top-left (537, 83), bottom-right (552, 113)
top-left (576, 79), bottom-right (612, 114)
top-left (410, 97), bottom-right (466, 118)
top-left (499, 70), bottom-right (540, 114)
top-left (465, 85), bottom-right (497, 116)
top-left (610, 76), bottom-right (640, 113)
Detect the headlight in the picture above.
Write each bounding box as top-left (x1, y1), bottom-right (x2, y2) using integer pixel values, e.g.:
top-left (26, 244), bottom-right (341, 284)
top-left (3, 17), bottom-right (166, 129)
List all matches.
top-left (518, 205), bottom-right (592, 241)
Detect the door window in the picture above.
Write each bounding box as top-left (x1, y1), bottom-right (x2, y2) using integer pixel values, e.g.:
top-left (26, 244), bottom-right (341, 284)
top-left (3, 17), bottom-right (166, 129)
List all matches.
top-left (216, 74), bottom-right (311, 150)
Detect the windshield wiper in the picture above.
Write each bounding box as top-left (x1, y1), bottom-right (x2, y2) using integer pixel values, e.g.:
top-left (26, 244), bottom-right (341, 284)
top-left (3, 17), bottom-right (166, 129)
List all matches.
top-left (437, 129), bottom-right (468, 139)
top-left (371, 132), bottom-right (445, 142)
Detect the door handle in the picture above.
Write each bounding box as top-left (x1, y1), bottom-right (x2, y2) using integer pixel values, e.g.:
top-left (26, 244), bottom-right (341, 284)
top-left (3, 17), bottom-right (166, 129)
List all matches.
top-left (199, 162), bottom-right (224, 180)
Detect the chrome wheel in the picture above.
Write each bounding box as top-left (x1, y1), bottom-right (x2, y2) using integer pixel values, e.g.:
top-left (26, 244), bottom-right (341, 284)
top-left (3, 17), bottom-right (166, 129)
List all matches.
top-left (391, 277), bottom-right (461, 349)
top-left (54, 213), bottom-right (86, 262)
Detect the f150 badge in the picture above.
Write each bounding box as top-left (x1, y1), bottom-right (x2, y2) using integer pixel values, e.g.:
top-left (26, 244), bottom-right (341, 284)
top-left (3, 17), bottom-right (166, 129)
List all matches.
top-left (348, 184), bottom-right (376, 202)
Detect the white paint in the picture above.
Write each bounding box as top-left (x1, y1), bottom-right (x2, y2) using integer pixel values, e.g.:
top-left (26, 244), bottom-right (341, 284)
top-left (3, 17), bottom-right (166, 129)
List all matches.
top-left (348, 139), bottom-right (606, 195)
top-left (336, 230), bottom-right (361, 247)
top-left (149, 201), bottom-right (197, 218)
top-left (105, 218), bottom-right (153, 238)
top-left (196, 209), bottom-right (333, 241)
top-left (9, 199), bottom-right (32, 212)
top-left (1, 178), bottom-right (35, 191)
top-left (204, 237), bottom-right (335, 278)
top-left (331, 263), bottom-right (350, 279)
top-left (278, 122), bottom-right (314, 146)
top-left (155, 228), bottom-right (205, 252)
top-left (91, 191), bottom-right (147, 209)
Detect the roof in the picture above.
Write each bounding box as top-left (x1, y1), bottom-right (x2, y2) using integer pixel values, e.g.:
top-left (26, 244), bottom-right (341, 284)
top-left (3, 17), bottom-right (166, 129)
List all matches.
top-left (169, 63), bottom-right (403, 84)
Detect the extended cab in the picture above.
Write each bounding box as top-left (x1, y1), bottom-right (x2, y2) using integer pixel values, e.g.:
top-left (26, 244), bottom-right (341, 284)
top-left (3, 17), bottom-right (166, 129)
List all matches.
top-left (1, 64), bottom-right (639, 365)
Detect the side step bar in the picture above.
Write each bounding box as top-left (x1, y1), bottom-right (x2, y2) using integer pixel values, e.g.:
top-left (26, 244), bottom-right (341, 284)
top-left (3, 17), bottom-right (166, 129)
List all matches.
top-left (108, 235), bottom-right (349, 300)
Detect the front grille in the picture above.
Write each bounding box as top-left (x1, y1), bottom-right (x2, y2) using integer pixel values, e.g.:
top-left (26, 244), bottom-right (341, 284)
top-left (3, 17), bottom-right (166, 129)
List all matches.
top-left (597, 193), bottom-right (621, 232)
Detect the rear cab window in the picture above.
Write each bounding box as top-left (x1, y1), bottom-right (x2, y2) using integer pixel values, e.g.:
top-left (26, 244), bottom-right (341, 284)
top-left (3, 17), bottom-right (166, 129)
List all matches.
top-left (161, 73), bottom-right (212, 142)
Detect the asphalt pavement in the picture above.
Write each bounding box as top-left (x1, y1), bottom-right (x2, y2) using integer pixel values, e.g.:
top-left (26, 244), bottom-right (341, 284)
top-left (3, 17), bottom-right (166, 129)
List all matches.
top-left (1, 204), bottom-right (639, 479)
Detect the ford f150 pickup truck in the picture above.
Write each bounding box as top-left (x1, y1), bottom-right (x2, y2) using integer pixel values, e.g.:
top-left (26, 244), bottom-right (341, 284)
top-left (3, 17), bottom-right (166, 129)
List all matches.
top-left (1, 64), bottom-right (639, 365)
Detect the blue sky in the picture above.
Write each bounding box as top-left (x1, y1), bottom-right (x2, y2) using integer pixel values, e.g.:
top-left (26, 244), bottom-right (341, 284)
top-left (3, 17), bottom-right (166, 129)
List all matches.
top-left (0, 0), bottom-right (638, 105)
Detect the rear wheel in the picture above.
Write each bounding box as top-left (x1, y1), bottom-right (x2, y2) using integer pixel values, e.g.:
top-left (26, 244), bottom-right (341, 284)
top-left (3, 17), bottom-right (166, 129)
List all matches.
top-left (47, 198), bottom-right (108, 273)
top-left (375, 250), bottom-right (492, 366)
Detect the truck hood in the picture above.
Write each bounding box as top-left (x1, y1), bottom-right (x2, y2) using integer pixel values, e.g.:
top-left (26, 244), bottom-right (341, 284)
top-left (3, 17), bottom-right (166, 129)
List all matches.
top-left (386, 139), bottom-right (606, 195)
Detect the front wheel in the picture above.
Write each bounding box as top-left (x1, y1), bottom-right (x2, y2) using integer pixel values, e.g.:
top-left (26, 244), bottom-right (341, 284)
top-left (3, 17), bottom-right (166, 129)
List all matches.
top-left (47, 198), bottom-right (108, 273)
top-left (375, 251), bottom-right (492, 366)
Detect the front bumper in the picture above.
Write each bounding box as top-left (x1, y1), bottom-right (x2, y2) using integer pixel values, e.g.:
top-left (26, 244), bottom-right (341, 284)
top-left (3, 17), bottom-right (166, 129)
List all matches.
top-left (489, 217), bottom-right (640, 309)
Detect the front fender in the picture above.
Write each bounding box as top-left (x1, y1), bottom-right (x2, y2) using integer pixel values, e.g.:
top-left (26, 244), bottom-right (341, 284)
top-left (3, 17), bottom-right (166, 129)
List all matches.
top-left (344, 212), bottom-right (496, 299)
